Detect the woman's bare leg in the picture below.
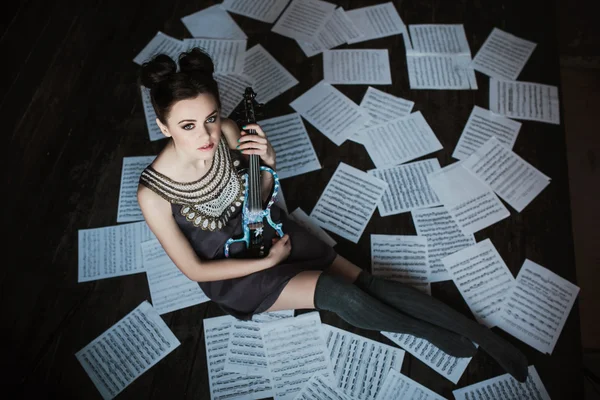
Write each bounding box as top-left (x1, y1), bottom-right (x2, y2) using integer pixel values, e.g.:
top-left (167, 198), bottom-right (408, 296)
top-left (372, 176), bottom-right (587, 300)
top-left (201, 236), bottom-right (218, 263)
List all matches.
top-left (264, 270), bottom-right (322, 312)
top-left (323, 254), bottom-right (362, 283)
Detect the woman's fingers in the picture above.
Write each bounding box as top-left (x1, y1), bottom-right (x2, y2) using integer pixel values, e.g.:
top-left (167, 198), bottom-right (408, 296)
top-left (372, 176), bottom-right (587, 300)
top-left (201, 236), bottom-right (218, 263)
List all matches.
top-left (241, 123), bottom-right (267, 137)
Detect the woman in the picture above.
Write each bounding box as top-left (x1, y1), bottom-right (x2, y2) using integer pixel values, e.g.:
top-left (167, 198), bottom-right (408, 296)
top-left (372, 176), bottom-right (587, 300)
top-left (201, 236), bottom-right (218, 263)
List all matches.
top-left (137, 48), bottom-right (528, 382)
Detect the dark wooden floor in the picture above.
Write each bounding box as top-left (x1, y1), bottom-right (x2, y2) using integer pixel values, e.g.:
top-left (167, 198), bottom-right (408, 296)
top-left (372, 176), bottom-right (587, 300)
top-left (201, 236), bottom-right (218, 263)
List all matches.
top-left (3, 0), bottom-right (583, 399)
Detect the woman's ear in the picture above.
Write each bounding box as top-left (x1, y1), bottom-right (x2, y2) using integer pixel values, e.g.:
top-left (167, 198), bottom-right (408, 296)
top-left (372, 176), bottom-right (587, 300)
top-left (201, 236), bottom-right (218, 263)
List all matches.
top-left (156, 118), bottom-right (171, 138)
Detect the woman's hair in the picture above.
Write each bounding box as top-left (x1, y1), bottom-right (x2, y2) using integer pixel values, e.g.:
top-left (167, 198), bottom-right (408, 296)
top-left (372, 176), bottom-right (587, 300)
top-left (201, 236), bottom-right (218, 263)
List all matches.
top-left (139, 47), bottom-right (221, 124)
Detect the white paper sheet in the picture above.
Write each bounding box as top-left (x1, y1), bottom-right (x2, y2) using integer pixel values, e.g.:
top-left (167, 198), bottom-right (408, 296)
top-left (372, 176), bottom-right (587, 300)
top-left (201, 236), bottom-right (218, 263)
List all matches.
top-left (243, 44), bottom-right (299, 104)
top-left (489, 78), bottom-right (560, 125)
top-left (323, 49), bottom-right (392, 85)
top-left (213, 73), bottom-right (255, 118)
top-left (78, 221), bottom-right (155, 282)
top-left (453, 106), bottom-right (522, 160)
top-left (204, 315), bottom-right (274, 400)
top-left (371, 235), bottom-right (430, 294)
top-left (381, 332), bottom-right (473, 384)
top-left (183, 38), bottom-right (246, 74)
top-left (374, 368), bottom-right (446, 400)
top-left (221, 0), bottom-right (291, 23)
top-left (407, 24), bottom-right (472, 56)
top-left (453, 365), bottom-right (550, 400)
top-left (368, 159), bottom-right (442, 216)
top-left (407, 54), bottom-right (477, 90)
top-left (288, 208), bottom-right (337, 247)
top-left (310, 162), bottom-right (388, 243)
top-left (181, 4), bottom-right (247, 39)
top-left (140, 238), bottom-right (209, 315)
top-left (362, 112), bottom-right (443, 168)
top-left (472, 28), bottom-right (537, 81)
top-left (133, 31), bottom-right (185, 65)
top-left (261, 312), bottom-right (335, 400)
top-left (290, 81), bottom-right (370, 146)
top-left (271, 0), bottom-right (336, 43)
top-left (426, 162), bottom-right (510, 235)
top-left (322, 324), bottom-right (405, 400)
top-left (497, 259), bottom-right (580, 355)
top-left (293, 373), bottom-right (353, 400)
top-left (441, 239), bottom-right (515, 328)
top-left (297, 7), bottom-right (362, 57)
top-left (140, 86), bottom-right (165, 141)
top-left (411, 207), bottom-right (476, 282)
top-left (75, 301), bottom-right (180, 400)
top-left (257, 113), bottom-right (321, 179)
top-left (346, 2), bottom-right (405, 44)
top-left (462, 137), bottom-right (551, 212)
top-left (117, 156), bottom-right (156, 223)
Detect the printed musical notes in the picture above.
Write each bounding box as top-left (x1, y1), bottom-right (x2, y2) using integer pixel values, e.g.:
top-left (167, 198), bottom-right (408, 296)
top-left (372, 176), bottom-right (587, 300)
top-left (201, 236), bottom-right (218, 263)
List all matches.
top-left (133, 31), bottom-right (184, 65)
top-left (323, 49), bottom-right (392, 85)
top-left (374, 369), bottom-right (446, 400)
top-left (271, 0), bottom-right (336, 43)
top-left (244, 44), bottom-right (299, 104)
top-left (183, 38), bottom-right (246, 74)
top-left (346, 2), bottom-right (406, 44)
top-left (117, 156), bottom-right (156, 223)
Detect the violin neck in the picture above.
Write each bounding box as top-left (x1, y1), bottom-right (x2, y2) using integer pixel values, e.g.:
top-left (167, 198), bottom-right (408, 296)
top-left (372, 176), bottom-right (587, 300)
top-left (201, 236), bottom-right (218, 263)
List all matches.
top-left (247, 153), bottom-right (262, 212)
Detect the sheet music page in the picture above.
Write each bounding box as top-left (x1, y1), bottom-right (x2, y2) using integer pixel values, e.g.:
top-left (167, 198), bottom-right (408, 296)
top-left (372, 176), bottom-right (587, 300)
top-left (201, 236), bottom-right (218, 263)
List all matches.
top-left (381, 332), bottom-right (474, 384)
top-left (133, 31), bottom-right (185, 65)
top-left (75, 301), bottom-right (180, 400)
top-left (183, 38), bottom-right (246, 74)
top-left (362, 112), bottom-right (443, 168)
top-left (140, 86), bottom-right (165, 141)
top-left (214, 73), bottom-right (255, 118)
top-left (489, 78), bottom-right (560, 125)
top-left (453, 105), bottom-right (522, 160)
top-left (426, 162), bottom-right (510, 235)
top-left (411, 207), bottom-right (476, 282)
top-left (261, 312), bottom-right (335, 400)
top-left (453, 365), bottom-right (550, 400)
top-left (221, 0), bottom-right (291, 23)
top-left (243, 44), bottom-right (299, 104)
top-left (472, 28), bottom-right (537, 81)
top-left (78, 221), bottom-right (155, 282)
top-left (407, 24), bottom-right (471, 55)
top-left (310, 162), bottom-right (388, 243)
top-left (323, 49), bottom-right (392, 85)
top-left (271, 0), bottom-right (336, 43)
top-left (371, 235), bottom-right (431, 294)
top-left (204, 315), bottom-right (275, 400)
top-left (140, 239), bottom-right (209, 315)
top-left (462, 137), bottom-right (551, 212)
top-left (374, 368), bottom-right (446, 400)
top-left (252, 310), bottom-right (295, 323)
top-left (181, 4), bottom-right (247, 39)
top-left (322, 324), bottom-right (405, 400)
top-left (117, 155), bottom-right (156, 223)
top-left (297, 7), bottom-right (363, 57)
top-left (290, 81), bottom-right (370, 146)
top-left (257, 113), bottom-right (321, 179)
top-left (346, 2), bottom-right (405, 44)
top-left (368, 159), bottom-right (442, 216)
top-left (497, 259), bottom-right (580, 355)
top-left (288, 208), bottom-right (337, 247)
top-left (293, 373), bottom-right (354, 400)
top-left (407, 54), bottom-right (478, 90)
top-left (441, 239), bottom-right (515, 328)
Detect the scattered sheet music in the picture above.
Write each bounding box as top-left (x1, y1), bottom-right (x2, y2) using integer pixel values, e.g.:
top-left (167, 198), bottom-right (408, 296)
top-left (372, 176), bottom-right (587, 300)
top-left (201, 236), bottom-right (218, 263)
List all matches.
top-left (346, 2), bottom-right (405, 44)
top-left (489, 78), bottom-right (560, 125)
top-left (462, 137), bottom-right (551, 212)
top-left (411, 207), bottom-right (476, 282)
top-left (310, 162), bottom-right (388, 243)
top-left (362, 112), bottom-right (443, 168)
top-left (374, 368), bottom-right (446, 400)
top-left (257, 113), bottom-right (321, 179)
top-left (271, 0), bottom-right (336, 43)
top-left (293, 372), bottom-right (353, 400)
top-left (244, 44), bottom-right (299, 104)
top-left (453, 365), bottom-right (550, 400)
top-left (140, 86), bottom-right (165, 141)
top-left (221, 0), bottom-right (291, 23)
top-left (183, 38), bottom-right (246, 74)
top-left (452, 105), bottom-right (522, 160)
top-left (368, 158), bottom-right (442, 216)
top-left (75, 301), bottom-right (180, 400)
top-left (441, 239), bottom-right (515, 328)
top-left (323, 49), bottom-right (392, 85)
top-left (133, 31), bottom-right (185, 65)
top-left (371, 234), bottom-right (431, 294)
top-left (472, 28), bottom-right (537, 81)
top-left (117, 155), bottom-right (156, 223)
top-left (427, 161), bottom-right (510, 235)
top-left (288, 208), bottom-right (337, 247)
top-left (214, 73), bottom-right (255, 117)
top-left (181, 4), bottom-right (247, 39)
top-left (78, 221), bottom-right (155, 282)
top-left (497, 259), bottom-right (580, 355)
top-left (297, 7), bottom-right (362, 57)
top-left (290, 81), bottom-right (370, 146)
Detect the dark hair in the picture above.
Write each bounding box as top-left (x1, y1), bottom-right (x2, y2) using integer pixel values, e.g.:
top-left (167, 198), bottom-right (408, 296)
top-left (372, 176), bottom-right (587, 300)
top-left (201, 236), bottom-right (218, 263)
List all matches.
top-left (139, 47), bottom-right (221, 124)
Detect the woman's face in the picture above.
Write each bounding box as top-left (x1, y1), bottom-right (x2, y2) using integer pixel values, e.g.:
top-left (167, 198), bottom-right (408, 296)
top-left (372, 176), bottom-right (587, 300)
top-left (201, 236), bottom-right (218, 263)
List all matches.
top-left (161, 93), bottom-right (222, 160)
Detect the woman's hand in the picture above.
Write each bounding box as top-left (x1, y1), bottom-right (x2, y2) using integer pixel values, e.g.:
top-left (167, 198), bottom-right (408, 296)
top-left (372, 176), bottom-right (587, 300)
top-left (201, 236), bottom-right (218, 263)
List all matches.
top-left (266, 234), bottom-right (291, 266)
top-left (237, 123), bottom-right (276, 168)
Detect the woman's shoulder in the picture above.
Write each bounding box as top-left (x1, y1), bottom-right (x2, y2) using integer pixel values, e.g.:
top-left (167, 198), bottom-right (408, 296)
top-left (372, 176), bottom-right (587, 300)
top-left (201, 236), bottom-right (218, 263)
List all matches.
top-left (221, 117), bottom-right (241, 149)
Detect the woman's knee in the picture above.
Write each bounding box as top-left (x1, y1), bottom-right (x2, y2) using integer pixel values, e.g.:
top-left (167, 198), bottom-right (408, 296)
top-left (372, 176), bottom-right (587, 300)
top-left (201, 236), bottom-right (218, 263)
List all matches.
top-left (324, 255), bottom-right (363, 283)
top-left (264, 270), bottom-right (322, 312)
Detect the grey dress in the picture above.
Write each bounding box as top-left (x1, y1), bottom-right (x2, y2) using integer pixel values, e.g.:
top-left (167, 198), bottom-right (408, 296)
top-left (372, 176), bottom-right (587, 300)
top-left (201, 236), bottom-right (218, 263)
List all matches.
top-left (140, 137), bottom-right (337, 320)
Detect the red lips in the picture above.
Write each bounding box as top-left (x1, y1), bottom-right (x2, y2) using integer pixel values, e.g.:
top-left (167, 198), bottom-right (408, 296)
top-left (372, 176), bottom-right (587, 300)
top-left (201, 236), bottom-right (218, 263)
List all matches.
top-left (198, 143), bottom-right (214, 151)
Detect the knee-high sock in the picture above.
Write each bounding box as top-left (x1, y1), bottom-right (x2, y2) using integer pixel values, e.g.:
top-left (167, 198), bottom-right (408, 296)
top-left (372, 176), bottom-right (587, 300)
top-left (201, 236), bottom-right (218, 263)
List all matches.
top-left (313, 272), bottom-right (477, 358)
top-left (354, 270), bottom-right (528, 382)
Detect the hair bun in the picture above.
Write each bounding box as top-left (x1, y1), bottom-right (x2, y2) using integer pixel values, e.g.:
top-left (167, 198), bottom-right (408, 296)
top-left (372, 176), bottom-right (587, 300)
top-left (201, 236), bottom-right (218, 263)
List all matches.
top-left (140, 54), bottom-right (177, 89)
top-left (179, 47), bottom-right (215, 76)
